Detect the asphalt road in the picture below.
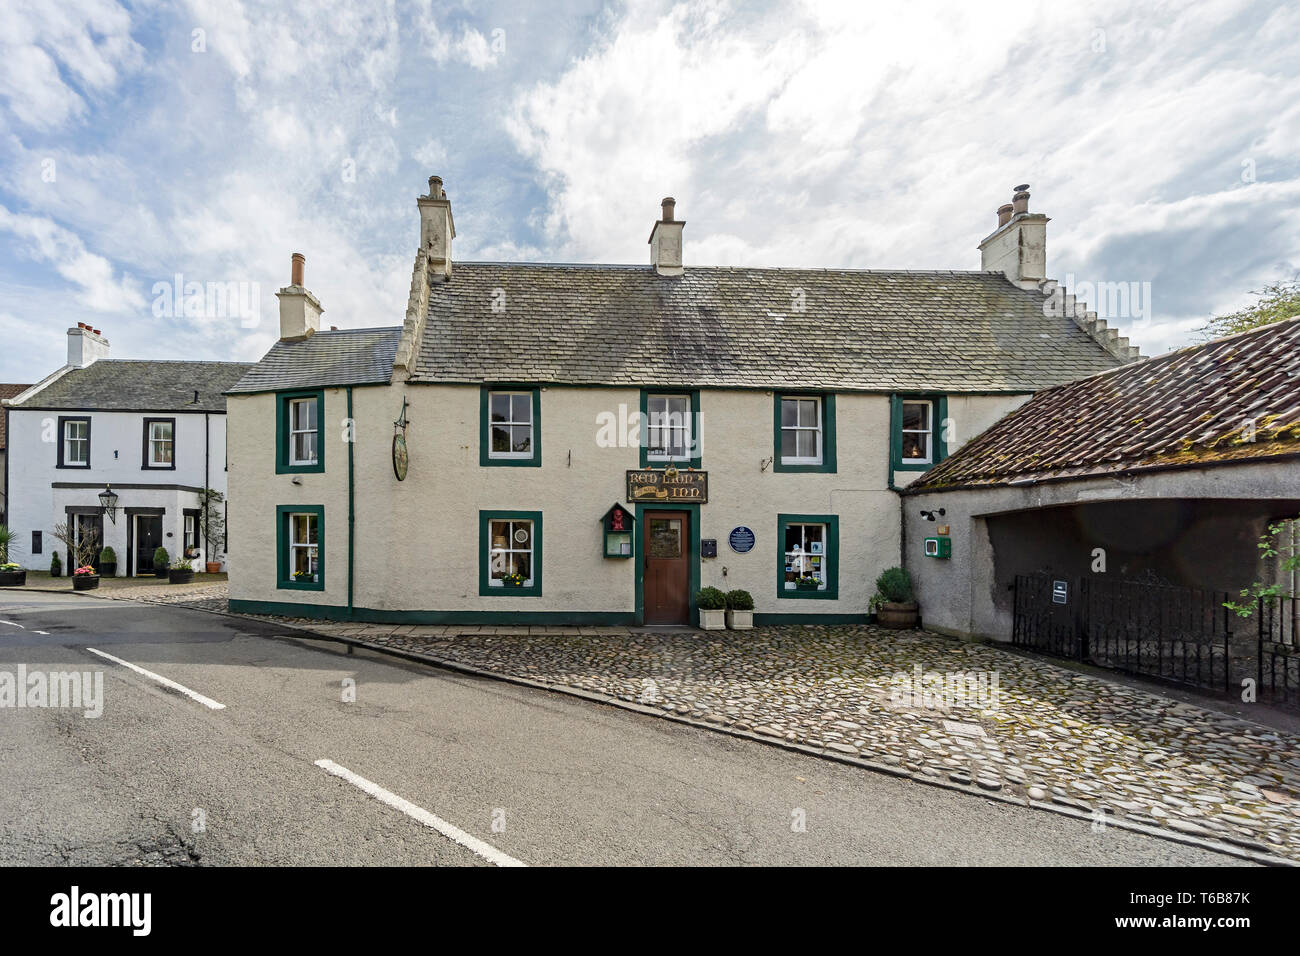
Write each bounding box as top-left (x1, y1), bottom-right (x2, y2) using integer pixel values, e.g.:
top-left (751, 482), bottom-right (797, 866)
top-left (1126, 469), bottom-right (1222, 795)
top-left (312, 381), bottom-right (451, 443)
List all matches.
top-left (0, 590), bottom-right (1247, 866)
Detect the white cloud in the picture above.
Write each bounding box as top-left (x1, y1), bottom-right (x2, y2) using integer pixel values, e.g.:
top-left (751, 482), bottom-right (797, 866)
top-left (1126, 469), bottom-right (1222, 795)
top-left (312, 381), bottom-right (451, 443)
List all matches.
top-left (0, 205), bottom-right (144, 313)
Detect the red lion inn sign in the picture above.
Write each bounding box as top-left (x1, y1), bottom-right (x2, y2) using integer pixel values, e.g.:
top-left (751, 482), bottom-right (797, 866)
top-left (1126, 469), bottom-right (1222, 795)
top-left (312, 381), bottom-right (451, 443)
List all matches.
top-left (626, 469), bottom-right (708, 503)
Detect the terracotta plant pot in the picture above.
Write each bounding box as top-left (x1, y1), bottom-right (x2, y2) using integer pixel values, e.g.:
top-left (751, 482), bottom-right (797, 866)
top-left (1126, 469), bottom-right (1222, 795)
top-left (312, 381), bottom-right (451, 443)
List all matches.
top-left (0, 569), bottom-right (26, 587)
top-left (205, 562), bottom-right (222, 574)
top-left (877, 601), bottom-right (919, 629)
top-left (72, 574), bottom-right (100, 591)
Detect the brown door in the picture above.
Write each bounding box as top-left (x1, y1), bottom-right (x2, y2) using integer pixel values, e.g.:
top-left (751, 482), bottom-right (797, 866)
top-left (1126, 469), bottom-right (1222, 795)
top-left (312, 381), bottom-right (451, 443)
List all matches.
top-left (643, 511), bottom-right (690, 624)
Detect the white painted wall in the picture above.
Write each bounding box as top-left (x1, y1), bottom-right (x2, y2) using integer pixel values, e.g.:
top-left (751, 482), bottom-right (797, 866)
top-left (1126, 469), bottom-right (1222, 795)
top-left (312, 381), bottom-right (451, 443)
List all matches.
top-left (6, 408), bottom-right (230, 573)
top-left (228, 383), bottom-right (1027, 621)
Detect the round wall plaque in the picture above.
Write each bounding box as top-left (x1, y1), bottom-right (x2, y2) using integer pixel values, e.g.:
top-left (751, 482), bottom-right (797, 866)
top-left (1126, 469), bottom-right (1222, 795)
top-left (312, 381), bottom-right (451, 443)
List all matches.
top-left (729, 526), bottom-right (755, 554)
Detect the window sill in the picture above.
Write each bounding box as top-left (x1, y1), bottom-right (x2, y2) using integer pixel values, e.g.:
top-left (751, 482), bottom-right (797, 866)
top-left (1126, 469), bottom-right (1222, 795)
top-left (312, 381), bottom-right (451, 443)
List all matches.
top-left (482, 457), bottom-right (541, 468)
top-left (277, 579), bottom-right (324, 592)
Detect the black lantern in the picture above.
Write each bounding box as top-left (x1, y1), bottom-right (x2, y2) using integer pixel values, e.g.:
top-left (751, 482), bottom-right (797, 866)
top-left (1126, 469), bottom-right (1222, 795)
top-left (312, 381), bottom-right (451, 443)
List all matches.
top-left (98, 484), bottom-right (119, 524)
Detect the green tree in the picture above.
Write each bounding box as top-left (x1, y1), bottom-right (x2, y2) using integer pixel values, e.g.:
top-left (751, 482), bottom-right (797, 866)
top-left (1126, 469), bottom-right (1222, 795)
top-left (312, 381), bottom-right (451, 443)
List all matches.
top-left (1200, 278), bottom-right (1300, 340)
top-left (1225, 521), bottom-right (1300, 617)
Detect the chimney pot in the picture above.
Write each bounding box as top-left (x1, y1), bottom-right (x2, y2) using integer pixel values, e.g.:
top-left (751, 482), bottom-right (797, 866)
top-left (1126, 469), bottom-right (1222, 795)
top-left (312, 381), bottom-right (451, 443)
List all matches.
top-left (291, 252), bottom-right (305, 287)
top-left (661, 197), bottom-right (676, 222)
top-left (1012, 188), bottom-right (1030, 215)
top-left (996, 203), bottom-right (1014, 227)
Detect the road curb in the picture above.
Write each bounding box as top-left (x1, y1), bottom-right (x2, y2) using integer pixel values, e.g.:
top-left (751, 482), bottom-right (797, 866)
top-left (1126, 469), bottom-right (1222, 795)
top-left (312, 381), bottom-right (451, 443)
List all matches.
top-left (194, 607), bottom-right (1294, 868)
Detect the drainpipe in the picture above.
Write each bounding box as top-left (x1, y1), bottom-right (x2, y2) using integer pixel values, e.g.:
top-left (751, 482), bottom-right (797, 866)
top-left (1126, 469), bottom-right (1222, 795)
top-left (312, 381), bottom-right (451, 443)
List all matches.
top-left (204, 412), bottom-right (210, 562)
top-left (347, 386), bottom-right (355, 618)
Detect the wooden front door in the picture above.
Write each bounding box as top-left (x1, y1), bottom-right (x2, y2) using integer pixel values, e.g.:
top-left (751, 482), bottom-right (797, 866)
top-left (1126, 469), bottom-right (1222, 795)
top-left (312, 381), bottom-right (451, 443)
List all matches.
top-left (643, 511), bottom-right (690, 624)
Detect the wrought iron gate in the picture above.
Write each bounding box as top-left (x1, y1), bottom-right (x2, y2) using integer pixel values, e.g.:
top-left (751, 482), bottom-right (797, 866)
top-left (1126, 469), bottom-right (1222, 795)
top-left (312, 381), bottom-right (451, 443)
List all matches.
top-left (1013, 574), bottom-right (1232, 693)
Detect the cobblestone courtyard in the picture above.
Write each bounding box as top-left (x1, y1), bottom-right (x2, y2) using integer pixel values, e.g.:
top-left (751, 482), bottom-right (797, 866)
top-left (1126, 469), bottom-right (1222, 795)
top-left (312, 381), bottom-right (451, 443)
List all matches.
top-left (31, 581), bottom-right (1300, 860)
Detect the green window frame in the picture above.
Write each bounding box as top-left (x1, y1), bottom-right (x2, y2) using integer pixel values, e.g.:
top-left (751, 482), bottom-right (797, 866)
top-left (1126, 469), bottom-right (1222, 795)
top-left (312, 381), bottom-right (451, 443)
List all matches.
top-left (890, 394), bottom-right (948, 472)
top-left (773, 393), bottom-right (836, 473)
top-left (276, 389), bottom-right (325, 474)
top-left (777, 513), bottom-right (839, 600)
top-left (276, 504), bottom-right (324, 591)
top-left (480, 386), bottom-right (541, 467)
top-left (639, 388), bottom-right (701, 468)
top-left (479, 510), bottom-right (543, 596)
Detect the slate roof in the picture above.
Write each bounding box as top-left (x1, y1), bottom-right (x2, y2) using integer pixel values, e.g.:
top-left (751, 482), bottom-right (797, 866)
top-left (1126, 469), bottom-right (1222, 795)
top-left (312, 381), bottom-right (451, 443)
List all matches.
top-left (227, 327), bottom-right (402, 394)
top-left (908, 317), bottom-right (1300, 492)
top-left (0, 383), bottom-right (33, 448)
top-left (9, 361), bottom-right (252, 412)
top-left (410, 263), bottom-right (1126, 391)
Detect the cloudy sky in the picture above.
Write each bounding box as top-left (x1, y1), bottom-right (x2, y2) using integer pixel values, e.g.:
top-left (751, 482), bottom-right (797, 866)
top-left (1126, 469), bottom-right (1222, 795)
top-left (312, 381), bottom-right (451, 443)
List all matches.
top-left (1, 0), bottom-right (1297, 381)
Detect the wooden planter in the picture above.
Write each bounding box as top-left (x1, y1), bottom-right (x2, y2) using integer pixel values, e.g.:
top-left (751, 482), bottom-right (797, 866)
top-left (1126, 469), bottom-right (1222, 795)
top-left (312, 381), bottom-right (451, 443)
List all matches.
top-left (0, 569), bottom-right (26, 587)
top-left (725, 609), bottom-right (754, 630)
top-left (72, 574), bottom-right (100, 591)
top-left (877, 601), bottom-right (919, 629)
top-left (168, 569), bottom-right (195, 585)
top-left (99, 562), bottom-right (116, 578)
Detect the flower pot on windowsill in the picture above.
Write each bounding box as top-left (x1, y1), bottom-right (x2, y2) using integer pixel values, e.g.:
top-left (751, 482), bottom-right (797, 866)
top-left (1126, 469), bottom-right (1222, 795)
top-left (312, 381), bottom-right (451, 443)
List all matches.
top-left (795, 581), bottom-right (822, 592)
top-left (205, 562), bottom-right (221, 574)
top-left (168, 569), bottom-right (195, 585)
top-left (877, 601), bottom-right (919, 629)
top-left (725, 609), bottom-right (753, 630)
top-left (0, 569), bottom-right (26, 587)
top-left (500, 579), bottom-right (526, 589)
top-left (72, 574), bottom-right (100, 591)
top-left (699, 608), bottom-right (726, 630)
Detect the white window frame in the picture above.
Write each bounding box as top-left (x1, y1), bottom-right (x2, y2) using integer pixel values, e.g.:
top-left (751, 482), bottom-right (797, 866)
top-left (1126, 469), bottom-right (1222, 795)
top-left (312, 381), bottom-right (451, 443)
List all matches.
top-left (288, 512), bottom-right (319, 582)
top-left (780, 397), bottom-right (823, 465)
top-left (147, 420), bottom-right (174, 467)
top-left (783, 522), bottom-right (828, 590)
top-left (289, 397), bottom-right (318, 466)
top-left (646, 394), bottom-right (693, 462)
top-left (488, 518), bottom-right (534, 587)
top-left (63, 420), bottom-right (89, 466)
top-left (900, 400), bottom-right (934, 465)
top-left (487, 391), bottom-right (534, 460)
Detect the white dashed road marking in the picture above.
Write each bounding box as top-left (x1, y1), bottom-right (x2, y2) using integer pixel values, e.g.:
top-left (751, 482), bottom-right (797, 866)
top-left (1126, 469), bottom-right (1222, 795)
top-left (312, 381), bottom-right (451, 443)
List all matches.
top-left (0, 620), bottom-right (25, 628)
top-left (314, 758), bottom-right (526, 867)
top-left (86, 647), bottom-right (227, 710)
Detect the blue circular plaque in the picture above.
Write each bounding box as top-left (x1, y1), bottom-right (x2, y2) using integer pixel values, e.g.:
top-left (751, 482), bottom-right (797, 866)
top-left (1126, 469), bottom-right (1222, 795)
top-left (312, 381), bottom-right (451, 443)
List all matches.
top-left (729, 526), bottom-right (755, 554)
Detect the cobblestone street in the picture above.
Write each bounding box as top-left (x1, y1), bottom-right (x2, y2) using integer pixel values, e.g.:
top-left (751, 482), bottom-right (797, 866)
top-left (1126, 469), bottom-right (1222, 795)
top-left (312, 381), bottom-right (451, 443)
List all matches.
top-left (66, 583), bottom-right (1300, 860)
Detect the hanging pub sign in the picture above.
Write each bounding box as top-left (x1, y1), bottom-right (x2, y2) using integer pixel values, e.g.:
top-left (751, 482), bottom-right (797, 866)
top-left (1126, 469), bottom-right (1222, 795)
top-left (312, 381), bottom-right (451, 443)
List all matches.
top-left (626, 467), bottom-right (708, 503)
top-left (600, 503), bottom-right (635, 558)
top-left (392, 396), bottom-right (410, 481)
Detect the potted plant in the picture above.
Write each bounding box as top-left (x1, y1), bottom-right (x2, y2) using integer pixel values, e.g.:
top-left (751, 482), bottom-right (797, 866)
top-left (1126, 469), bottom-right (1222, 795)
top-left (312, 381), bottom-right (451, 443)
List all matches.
top-left (0, 526), bottom-right (23, 586)
top-left (99, 546), bottom-right (117, 578)
top-left (873, 566), bottom-right (919, 628)
top-left (52, 520), bottom-right (99, 583)
top-left (794, 573), bottom-right (823, 591)
top-left (168, 556), bottom-right (195, 585)
top-left (724, 589), bottom-right (754, 630)
top-left (153, 546), bottom-right (170, 578)
top-left (198, 488), bottom-right (225, 574)
top-left (697, 586), bottom-right (727, 630)
top-left (499, 571), bottom-right (527, 588)
top-left (50, 552), bottom-right (62, 578)
top-left (293, 569), bottom-right (317, 584)
top-left (72, 565), bottom-right (100, 590)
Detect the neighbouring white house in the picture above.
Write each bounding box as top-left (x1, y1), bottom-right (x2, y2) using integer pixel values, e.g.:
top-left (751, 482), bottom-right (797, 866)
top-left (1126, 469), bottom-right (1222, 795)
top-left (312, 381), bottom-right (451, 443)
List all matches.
top-left (2, 323), bottom-right (251, 575)
top-left (0, 382), bottom-right (33, 526)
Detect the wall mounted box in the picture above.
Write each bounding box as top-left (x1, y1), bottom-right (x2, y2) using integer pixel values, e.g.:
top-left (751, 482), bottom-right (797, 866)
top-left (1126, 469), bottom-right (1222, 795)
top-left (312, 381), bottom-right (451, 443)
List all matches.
top-left (601, 503), bottom-right (635, 558)
top-left (923, 536), bottom-right (952, 559)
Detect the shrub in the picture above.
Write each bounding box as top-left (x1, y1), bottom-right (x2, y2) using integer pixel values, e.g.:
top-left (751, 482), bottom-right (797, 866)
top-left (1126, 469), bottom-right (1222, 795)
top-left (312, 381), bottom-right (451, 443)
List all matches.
top-left (153, 546), bottom-right (170, 569)
top-left (100, 546), bottom-right (116, 562)
top-left (696, 586), bottom-right (727, 610)
top-left (50, 552), bottom-right (62, 577)
top-left (0, 525), bottom-right (15, 564)
top-left (725, 589), bottom-right (754, 610)
top-left (874, 566), bottom-right (914, 604)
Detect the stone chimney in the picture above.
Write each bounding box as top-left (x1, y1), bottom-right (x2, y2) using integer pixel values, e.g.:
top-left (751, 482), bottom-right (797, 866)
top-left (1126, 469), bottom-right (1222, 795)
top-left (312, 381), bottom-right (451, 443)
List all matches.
top-left (978, 184), bottom-right (1049, 288)
top-left (277, 252), bottom-right (323, 341)
top-left (648, 197), bottom-right (684, 276)
top-left (418, 175), bottom-right (455, 280)
top-left (67, 322), bottom-right (110, 367)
